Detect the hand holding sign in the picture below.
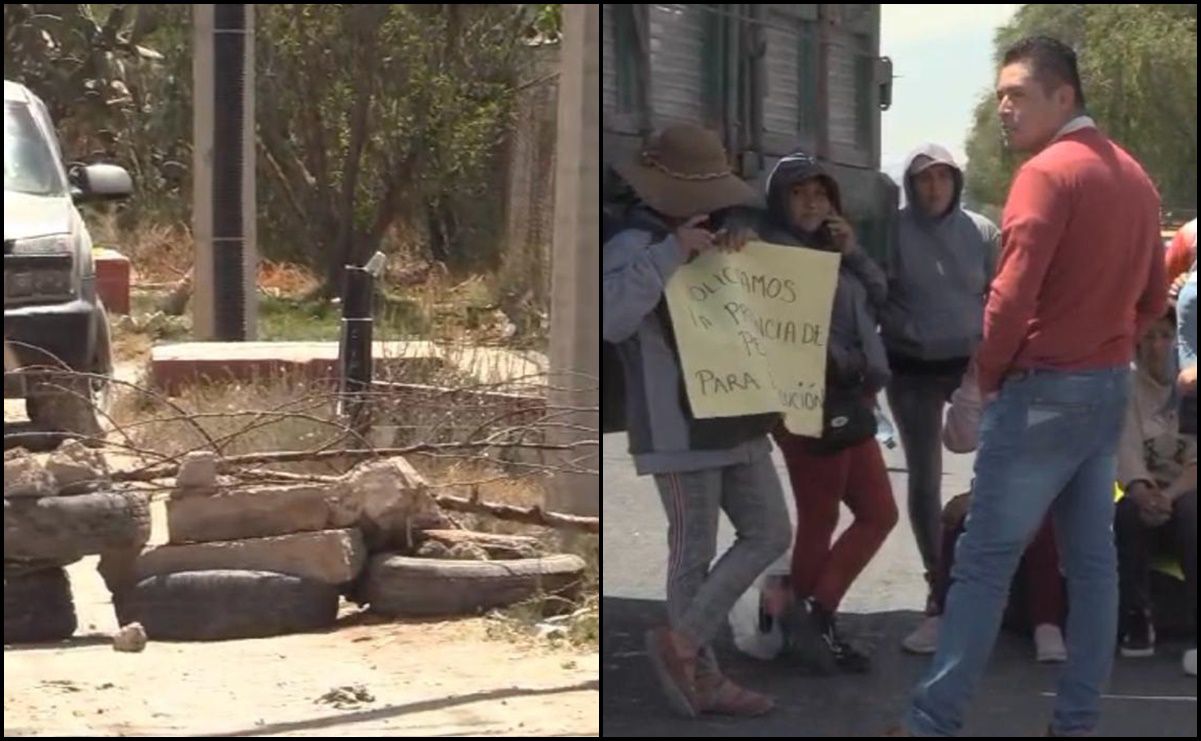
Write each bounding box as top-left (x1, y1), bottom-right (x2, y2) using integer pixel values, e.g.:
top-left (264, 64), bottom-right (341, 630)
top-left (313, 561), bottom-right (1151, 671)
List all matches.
top-left (674, 215), bottom-right (716, 258)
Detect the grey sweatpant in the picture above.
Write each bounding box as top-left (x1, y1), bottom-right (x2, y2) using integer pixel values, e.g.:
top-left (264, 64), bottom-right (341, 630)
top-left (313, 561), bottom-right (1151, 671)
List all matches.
top-left (653, 450), bottom-right (792, 666)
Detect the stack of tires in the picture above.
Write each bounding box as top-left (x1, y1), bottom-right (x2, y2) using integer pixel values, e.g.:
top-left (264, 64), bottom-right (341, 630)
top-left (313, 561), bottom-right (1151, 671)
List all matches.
top-left (4, 444), bottom-right (150, 644)
top-left (117, 453), bottom-right (362, 641)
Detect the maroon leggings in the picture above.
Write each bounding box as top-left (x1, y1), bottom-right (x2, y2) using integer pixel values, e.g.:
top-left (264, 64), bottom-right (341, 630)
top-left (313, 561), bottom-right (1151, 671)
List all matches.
top-left (775, 432), bottom-right (899, 612)
top-left (933, 513), bottom-right (1067, 630)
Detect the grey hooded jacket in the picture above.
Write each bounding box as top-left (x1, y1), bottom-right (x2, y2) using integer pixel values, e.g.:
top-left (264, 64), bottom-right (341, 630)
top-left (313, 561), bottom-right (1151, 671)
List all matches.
top-left (881, 143), bottom-right (1000, 367)
top-left (603, 208), bottom-right (777, 476)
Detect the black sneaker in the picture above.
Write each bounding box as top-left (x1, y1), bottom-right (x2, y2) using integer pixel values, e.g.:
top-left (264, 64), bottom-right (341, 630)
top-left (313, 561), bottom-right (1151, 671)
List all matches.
top-left (783, 597), bottom-right (837, 675)
top-left (1119, 610), bottom-right (1156, 658)
top-left (815, 604), bottom-right (871, 674)
top-left (786, 597), bottom-right (870, 674)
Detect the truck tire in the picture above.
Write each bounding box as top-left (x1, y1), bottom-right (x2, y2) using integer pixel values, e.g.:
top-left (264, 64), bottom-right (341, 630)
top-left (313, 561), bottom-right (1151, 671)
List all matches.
top-left (4, 491), bottom-right (151, 563)
top-left (360, 553), bottom-right (586, 617)
top-left (4, 567), bottom-right (77, 644)
top-left (119, 570), bottom-right (340, 641)
top-left (25, 302), bottom-right (113, 444)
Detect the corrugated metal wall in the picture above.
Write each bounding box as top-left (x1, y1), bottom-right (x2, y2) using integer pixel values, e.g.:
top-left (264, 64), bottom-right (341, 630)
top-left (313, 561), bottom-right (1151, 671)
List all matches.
top-left (763, 20), bottom-right (800, 135)
top-left (647, 4), bottom-right (708, 125)
top-left (827, 33), bottom-right (865, 150)
top-left (602, 5), bottom-right (616, 112)
top-left (603, 4), bottom-right (882, 171)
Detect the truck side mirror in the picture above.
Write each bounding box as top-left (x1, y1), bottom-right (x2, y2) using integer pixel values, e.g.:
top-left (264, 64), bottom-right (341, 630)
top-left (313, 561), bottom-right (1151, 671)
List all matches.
top-left (877, 57), bottom-right (894, 112)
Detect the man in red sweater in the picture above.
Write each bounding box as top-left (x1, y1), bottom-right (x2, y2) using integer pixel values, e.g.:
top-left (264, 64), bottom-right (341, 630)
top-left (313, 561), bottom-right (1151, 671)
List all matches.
top-left (894, 37), bottom-right (1168, 737)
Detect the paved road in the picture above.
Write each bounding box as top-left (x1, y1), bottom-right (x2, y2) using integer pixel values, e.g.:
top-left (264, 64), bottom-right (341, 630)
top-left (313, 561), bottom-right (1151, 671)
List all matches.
top-left (602, 421), bottom-right (1197, 736)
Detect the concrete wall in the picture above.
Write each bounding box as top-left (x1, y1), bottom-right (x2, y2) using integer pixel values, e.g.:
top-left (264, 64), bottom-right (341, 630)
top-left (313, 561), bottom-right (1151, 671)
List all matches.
top-left (546, 5), bottom-right (599, 517)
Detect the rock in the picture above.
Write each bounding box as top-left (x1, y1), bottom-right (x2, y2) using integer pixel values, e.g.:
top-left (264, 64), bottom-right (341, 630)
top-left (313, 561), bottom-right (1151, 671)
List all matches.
top-left (535, 622), bottom-right (568, 641)
top-left (317, 685), bottom-right (375, 710)
top-left (136, 528), bottom-right (367, 585)
top-left (4, 451), bottom-right (58, 498)
top-left (174, 452), bottom-right (218, 495)
top-left (417, 530), bottom-right (543, 560)
top-left (448, 542), bottom-right (491, 561)
top-left (112, 622), bottom-right (147, 653)
top-left (168, 484), bottom-right (357, 545)
top-left (416, 541), bottom-right (453, 559)
top-left (332, 458), bottom-right (450, 552)
top-left (46, 440), bottom-right (111, 494)
top-left (144, 312), bottom-right (167, 334)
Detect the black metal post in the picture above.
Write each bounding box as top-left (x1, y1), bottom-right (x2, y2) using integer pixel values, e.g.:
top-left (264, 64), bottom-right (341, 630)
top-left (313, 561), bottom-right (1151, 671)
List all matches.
top-left (338, 264), bottom-right (375, 437)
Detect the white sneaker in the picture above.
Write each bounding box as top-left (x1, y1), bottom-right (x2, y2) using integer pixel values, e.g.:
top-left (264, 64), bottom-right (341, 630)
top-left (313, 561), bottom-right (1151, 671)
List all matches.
top-left (902, 616), bottom-right (941, 655)
top-left (1184, 649), bottom-right (1197, 677)
top-left (1034, 624), bottom-right (1067, 663)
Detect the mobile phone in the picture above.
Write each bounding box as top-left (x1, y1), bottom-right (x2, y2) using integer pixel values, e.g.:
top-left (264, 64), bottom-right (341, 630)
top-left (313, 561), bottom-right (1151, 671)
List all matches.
top-left (817, 219), bottom-right (835, 247)
top-left (704, 209), bottom-right (728, 232)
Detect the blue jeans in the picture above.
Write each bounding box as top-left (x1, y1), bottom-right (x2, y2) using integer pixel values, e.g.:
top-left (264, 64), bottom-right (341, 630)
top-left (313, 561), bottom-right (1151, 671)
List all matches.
top-left (1178, 269), bottom-right (1197, 368)
top-left (906, 367), bottom-right (1130, 736)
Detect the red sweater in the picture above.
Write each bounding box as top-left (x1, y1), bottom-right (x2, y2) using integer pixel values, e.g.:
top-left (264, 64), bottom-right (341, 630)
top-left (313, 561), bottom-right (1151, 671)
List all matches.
top-left (976, 127), bottom-right (1168, 394)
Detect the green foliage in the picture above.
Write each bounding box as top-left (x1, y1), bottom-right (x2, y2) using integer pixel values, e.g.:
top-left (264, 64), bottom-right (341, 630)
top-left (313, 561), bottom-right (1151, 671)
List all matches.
top-left (4, 4), bottom-right (194, 223)
top-left (6, 4), bottom-right (562, 288)
top-left (964, 4), bottom-right (1197, 214)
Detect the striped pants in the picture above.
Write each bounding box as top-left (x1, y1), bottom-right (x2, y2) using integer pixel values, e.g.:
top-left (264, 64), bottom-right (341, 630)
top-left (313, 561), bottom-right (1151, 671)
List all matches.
top-left (653, 451), bottom-right (792, 665)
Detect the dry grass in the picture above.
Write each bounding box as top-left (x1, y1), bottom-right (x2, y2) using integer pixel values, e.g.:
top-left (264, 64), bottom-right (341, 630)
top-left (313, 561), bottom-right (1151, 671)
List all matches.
top-left (98, 214), bottom-right (549, 352)
top-left (484, 530), bottom-right (599, 651)
top-left (107, 372), bottom-right (348, 475)
top-left (91, 214), bottom-right (193, 284)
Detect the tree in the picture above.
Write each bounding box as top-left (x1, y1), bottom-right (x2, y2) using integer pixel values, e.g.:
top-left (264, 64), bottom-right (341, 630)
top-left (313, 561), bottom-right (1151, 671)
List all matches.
top-left (4, 4), bottom-right (193, 223)
top-left (256, 4), bottom-right (543, 294)
top-left (964, 4), bottom-right (1197, 214)
top-left (6, 4), bottom-right (561, 291)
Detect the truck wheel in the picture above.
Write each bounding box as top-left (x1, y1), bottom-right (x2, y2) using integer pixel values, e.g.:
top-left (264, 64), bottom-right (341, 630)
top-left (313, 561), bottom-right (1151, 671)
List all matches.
top-left (25, 303), bottom-right (113, 444)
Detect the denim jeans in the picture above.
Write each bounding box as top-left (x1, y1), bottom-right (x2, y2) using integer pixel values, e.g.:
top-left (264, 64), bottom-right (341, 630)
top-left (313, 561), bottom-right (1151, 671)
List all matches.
top-left (906, 367), bottom-right (1130, 736)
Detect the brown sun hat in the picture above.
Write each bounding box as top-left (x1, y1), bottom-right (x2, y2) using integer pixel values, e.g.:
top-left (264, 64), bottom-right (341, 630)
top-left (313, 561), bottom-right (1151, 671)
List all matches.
top-left (615, 124), bottom-right (755, 219)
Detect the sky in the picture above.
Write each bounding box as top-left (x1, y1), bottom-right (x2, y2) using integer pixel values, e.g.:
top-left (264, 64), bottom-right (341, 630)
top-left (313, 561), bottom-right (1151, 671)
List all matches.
top-left (880, 4), bottom-right (1021, 179)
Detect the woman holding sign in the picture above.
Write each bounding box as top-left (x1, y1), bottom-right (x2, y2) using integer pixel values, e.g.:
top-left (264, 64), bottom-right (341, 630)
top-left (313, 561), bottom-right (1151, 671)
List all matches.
top-left (604, 124), bottom-right (792, 718)
top-left (760, 152), bottom-right (899, 674)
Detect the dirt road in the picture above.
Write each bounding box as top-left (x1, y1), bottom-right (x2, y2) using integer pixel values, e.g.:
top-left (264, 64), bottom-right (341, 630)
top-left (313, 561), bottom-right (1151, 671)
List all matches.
top-left (5, 608), bottom-right (598, 736)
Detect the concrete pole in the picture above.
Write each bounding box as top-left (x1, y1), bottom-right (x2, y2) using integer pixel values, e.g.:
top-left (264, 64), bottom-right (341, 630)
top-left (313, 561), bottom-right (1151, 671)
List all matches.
top-left (546, 4), bottom-right (599, 517)
top-left (192, 4), bottom-right (257, 340)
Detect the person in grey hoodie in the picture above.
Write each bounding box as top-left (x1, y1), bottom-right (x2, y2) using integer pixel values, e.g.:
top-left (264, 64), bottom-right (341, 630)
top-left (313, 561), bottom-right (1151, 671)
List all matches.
top-left (603, 124), bottom-right (792, 718)
top-left (760, 152), bottom-right (899, 674)
top-left (881, 143), bottom-right (1000, 604)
